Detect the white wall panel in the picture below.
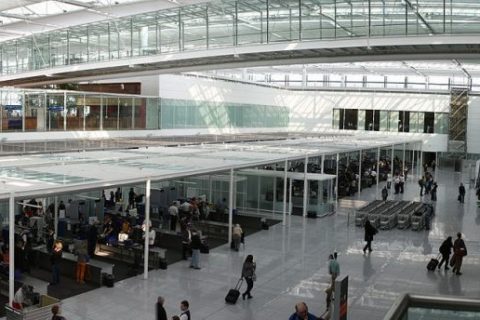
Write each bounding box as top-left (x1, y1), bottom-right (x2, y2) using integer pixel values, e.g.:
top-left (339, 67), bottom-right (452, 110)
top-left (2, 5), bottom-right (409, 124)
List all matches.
top-left (467, 96), bottom-right (480, 154)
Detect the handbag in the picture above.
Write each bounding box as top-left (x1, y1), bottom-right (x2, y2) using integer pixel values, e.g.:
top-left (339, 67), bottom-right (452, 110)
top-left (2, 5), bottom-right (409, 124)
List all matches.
top-left (449, 255), bottom-right (456, 267)
top-left (252, 273), bottom-right (257, 282)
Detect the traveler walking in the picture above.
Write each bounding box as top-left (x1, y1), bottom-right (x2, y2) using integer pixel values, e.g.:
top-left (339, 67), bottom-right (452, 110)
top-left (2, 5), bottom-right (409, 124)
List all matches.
top-left (241, 254), bottom-right (256, 300)
top-left (363, 220), bottom-right (378, 254)
top-left (418, 176), bottom-right (425, 196)
top-left (169, 202), bottom-right (179, 231)
top-left (452, 232), bottom-right (467, 275)
top-left (458, 183), bottom-right (466, 204)
top-left (381, 186), bottom-right (388, 201)
top-left (438, 236), bottom-right (453, 271)
top-left (179, 300), bottom-right (190, 320)
top-left (189, 230), bottom-right (201, 269)
top-left (431, 182), bottom-right (438, 201)
top-left (156, 296), bottom-right (168, 320)
top-left (232, 224), bottom-right (243, 251)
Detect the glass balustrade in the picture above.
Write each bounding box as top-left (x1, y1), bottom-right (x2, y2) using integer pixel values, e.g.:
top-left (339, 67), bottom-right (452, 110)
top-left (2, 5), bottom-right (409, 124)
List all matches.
top-left (1, 0), bottom-right (480, 76)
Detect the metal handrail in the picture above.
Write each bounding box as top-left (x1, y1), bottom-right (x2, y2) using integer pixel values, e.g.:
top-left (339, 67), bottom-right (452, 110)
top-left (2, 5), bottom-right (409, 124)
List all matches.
top-left (384, 294), bottom-right (480, 320)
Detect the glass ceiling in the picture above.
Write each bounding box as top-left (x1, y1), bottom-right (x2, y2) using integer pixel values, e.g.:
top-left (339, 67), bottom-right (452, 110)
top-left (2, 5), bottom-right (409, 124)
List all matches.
top-left (0, 0), bottom-right (150, 26)
top-left (0, 135), bottom-right (420, 200)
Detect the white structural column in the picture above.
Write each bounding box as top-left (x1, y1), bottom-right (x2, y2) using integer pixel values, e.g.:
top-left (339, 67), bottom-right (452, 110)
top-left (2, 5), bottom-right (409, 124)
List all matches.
top-left (54, 196), bottom-right (58, 239)
top-left (376, 147), bottom-right (380, 199)
top-left (335, 153), bottom-right (339, 202)
top-left (272, 163), bottom-right (277, 214)
top-left (435, 152), bottom-right (438, 181)
top-left (9, 193), bottom-right (14, 306)
top-left (283, 159), bottom-right (288, 226)
top-left (391, 145), bottom-right (395, 178)
top-left (303, 155), bottom-right (308, 217)
top-left (321, 154), bottom-right (325, 174)
top-left (411, 147), bottom-right (415, 177)
top-left (288, 178), bottom-right (293, 215)
top-left (358, 149), bottom-right (362, 197)
top-left (402, 143), bottom-right (406, 174)
top-left (144, 179), bottom-right (151, 280)
top-left (420, 150), bottom-right (424, 176)
top-left (208, 176), bottom-right (212, 203)
top-left (228, 168), bottom-right (234, 245)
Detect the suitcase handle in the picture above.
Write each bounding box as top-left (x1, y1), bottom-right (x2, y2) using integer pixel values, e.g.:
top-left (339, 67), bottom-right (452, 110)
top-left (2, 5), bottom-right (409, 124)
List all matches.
top-left (235, 278), bottom-right (244, 290)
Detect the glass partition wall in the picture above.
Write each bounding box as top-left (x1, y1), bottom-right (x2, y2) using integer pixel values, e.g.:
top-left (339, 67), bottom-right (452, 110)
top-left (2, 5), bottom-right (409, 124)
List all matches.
top-left (0, 88), bottom-right (289, 132)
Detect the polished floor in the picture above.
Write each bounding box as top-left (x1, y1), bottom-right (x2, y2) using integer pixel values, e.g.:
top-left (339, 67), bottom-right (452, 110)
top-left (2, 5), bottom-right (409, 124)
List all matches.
top-left (25, 168), bottom-right (480, 319)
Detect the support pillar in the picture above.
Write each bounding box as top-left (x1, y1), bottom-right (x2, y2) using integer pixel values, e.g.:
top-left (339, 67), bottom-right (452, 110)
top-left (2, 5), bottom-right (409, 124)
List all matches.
top-left (391, 145), bottom-right (395, 178)
top-left (54, 196), bottom-right (58, 239)
top-left (321, 154), bottom-right (325, 174)
top-left (9, 193), bottom-right (14, 307)
top-left (228, 168), bottom-right (234, 245)
top-left (376, 147), bottom-right (380, 199)
top-left (288, 178), bottom-right (293, 215)
top-left (358, 149), bottom-right (362, 197)
top-left (420, 150), bottom-right (424, 175)
top-left (335, 153), bottom-right (339, 201)
top-left (402, 143), bottom-right (406, 175)
top-left (283, 159), bottom-right (288, 226)
top-left (303, 155), bottom-right (308, 217)
top-left (143, 179), bottom-right (151, 279)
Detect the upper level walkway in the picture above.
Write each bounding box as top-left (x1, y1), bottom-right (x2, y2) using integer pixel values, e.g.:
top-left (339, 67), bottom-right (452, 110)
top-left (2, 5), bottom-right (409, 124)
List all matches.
top-left (1, 0), bottom-right (480, 86)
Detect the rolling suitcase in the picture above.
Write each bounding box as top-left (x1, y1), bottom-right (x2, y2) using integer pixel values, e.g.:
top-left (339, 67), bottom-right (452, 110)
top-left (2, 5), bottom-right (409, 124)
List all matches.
top-left (427, 254), bottom-right (441, 271)
top-left (225, 278), bottom-right (243, 304)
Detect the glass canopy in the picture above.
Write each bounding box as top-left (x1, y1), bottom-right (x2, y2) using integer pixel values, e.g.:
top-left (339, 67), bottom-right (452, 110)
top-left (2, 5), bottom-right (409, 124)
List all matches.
top-left (1, 0), bottom-right (480, 76)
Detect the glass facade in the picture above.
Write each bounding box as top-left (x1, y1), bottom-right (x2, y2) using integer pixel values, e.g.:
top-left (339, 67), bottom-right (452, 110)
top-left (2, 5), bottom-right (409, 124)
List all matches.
top-left (332, 108), bottom-right (449, 134)
top-left (160, 98), bottom-right (289, 129)
top-left (0, 89), bottom-right (289, 132)
top-left (1, 0), bottom-right (480, 76)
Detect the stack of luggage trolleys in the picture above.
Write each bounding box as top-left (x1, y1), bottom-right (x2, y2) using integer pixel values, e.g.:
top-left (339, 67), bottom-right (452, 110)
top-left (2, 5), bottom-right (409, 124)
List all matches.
top-left (397, 202), bottom-right (424, 229)
top-left (379, 201), bottom-right (410, 230)
top-left (355, 200), bottom-right (384, 227)
top-left (411, 204), bottom-right (428, 231)
top-left (368, 201), bottom-right (397, 228)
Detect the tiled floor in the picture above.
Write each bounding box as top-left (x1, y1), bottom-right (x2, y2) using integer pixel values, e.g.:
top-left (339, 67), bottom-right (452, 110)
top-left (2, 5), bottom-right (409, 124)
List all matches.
top-left (31, 168), bottom-right (480, 319)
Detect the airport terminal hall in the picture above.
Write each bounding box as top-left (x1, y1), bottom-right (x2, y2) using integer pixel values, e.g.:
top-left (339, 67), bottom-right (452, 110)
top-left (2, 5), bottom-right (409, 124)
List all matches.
top-left (1, 0), bottom-right (480, 319)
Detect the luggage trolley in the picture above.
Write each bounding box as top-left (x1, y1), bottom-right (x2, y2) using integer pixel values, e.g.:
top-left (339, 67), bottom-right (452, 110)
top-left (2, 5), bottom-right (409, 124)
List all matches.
top-left (397, 202), bottom-right (423, 229)
top-left (368, 201), bottom-right (396, 228)
top-left (411, 205), bottom-right (428, 231)
top-left (5, 295), bottom-right (60, 320)
top-left (379, 201), bottom-right (409, 230)
top-left (355, 200), bottom-right (383, 227)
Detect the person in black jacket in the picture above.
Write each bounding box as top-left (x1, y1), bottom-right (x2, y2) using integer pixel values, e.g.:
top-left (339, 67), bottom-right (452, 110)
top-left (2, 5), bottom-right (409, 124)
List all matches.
top-left (50, 241), bottom-right (63, 285)
top-left (363, 220), bottom-right (377, 254)
top-left (438, 236), bottom-right (453, 271)
top-left (156, 296), bottom-right (168, 320)
top-left (452, 232), bottom-right (467, 275)
top-left (458, 183), bottom-right (466, 204)
top-left (241, 254), bottom-right (256, 300)
top-left (189, 230), bottom-right (201, 269)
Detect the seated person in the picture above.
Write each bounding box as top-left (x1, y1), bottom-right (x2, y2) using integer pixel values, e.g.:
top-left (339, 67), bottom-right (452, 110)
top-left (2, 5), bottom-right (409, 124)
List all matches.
top-left (121, 218), bottom-right (132, 235)
top-left (12, 285), bottom-right (34, 310)
top-left (101, 215), bottom-right (115, 244)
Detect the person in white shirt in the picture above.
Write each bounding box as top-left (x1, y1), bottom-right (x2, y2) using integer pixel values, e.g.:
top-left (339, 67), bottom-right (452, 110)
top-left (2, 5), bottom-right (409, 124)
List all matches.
top-left (148, 228), bottom-right (156, 246)
top-left (232, 224), bottom-right (243, 251)
top-left (168, 202), bottom-right (179, 231)
top-left (179, 300), bottom-right (190, 320)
